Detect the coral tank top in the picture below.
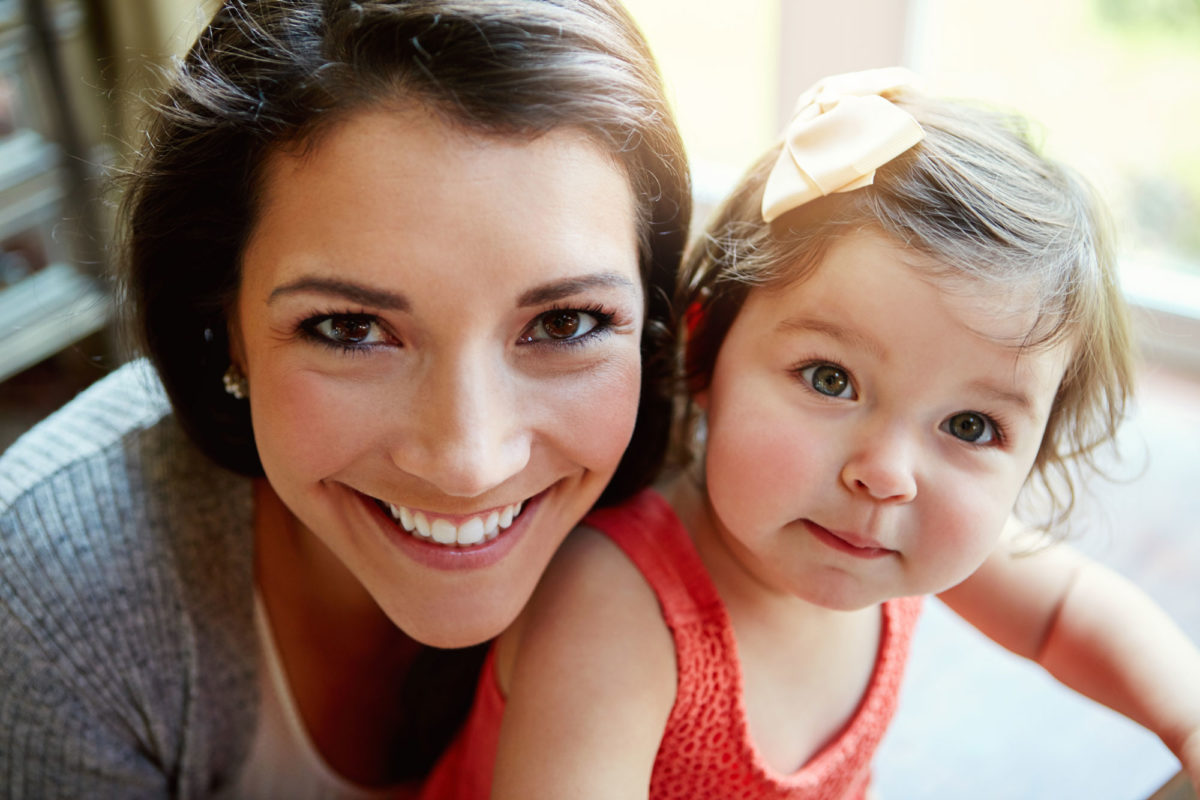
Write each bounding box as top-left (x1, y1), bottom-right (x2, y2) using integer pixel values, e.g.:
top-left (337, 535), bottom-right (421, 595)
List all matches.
top-left (421, 489), bottom-right (922, 799)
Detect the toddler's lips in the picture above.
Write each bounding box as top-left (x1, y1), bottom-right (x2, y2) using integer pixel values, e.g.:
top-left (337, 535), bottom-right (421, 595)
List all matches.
top-left (804, 520), bottom-right (895, 559)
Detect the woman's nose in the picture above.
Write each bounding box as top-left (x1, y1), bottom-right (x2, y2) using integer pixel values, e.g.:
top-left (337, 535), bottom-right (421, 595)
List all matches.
top-left (840, 423), bottom-right (918, 503)
top-left (391, 352), bottom-right (531, 498)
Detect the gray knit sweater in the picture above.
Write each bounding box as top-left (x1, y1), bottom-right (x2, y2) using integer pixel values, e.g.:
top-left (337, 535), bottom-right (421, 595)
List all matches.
top-left (0, 361), bottom-right (259, 798)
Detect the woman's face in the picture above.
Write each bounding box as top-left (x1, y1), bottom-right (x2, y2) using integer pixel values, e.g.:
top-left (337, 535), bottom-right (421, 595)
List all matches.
top-left (232, 106), bottom-right (644, 647)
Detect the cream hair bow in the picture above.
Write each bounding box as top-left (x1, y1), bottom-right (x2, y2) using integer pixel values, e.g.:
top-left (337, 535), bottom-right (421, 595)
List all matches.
top-left (761, 67), bottom-right (926, 223)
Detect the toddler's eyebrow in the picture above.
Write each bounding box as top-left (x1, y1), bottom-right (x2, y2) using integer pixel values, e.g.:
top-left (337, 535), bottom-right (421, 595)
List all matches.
top-left (268, 277), bottom-right (409, 310)
top-left (967, 379), bottom-right (1036, 420)
top-left (776, 315), bottom-right (887, 360)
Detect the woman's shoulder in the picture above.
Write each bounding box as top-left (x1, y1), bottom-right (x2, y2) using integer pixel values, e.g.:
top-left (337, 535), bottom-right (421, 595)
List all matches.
top-left (0, 359), bottom-right (170, 505)
top-left (0, 359), bottom-right (256, 576)
top-left (0, 357), bottom-right (256, 617)
top-left (1, 358), bottom-right (252, 522)
top-left (0, 360), bottom-right (260, 794)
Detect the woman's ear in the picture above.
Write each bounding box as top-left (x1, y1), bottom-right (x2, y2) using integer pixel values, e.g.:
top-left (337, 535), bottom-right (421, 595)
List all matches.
top-left (226, 306), bottom-right (246, 371)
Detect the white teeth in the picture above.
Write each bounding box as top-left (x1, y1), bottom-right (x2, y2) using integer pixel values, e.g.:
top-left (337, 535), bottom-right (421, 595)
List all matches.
top-left (431, 518), bottom-right (457, 545)
top-left (388, 503), bottom-right (415, 532)
top-left (381, 499), bottom-right (526, 547)
top-left (457, 517), bottom-right (485, 546)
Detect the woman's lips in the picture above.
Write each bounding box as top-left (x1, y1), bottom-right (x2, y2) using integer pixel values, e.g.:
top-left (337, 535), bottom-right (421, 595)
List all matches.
top-left (357, 488), bottom-right (547, 571)
top-left (803, 520), bottom-right (895, 559)
top-left (379, 498), bottom-right (526, 546)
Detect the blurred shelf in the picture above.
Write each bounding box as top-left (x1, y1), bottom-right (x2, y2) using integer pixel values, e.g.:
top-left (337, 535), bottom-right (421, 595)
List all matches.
top-left (0, 261), bottom-right (110, 382)
top-left (0, 130), bottom-right (58, 192)
top-left (1, 0), bottom-right (113, 385)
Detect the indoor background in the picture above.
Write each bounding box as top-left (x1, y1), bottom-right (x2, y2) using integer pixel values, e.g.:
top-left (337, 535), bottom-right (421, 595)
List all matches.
top-left (1, 0), bottom-right (1196, 796)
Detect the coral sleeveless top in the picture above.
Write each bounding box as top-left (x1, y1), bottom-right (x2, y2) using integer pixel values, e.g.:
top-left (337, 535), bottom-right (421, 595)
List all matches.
top-left (421, 489), bottom-right (922, 800)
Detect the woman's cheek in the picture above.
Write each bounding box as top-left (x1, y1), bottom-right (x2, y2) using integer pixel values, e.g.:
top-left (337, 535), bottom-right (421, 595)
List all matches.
top-left (564, 354), bottom-right (643, 471)
top-left (250, 367), bottom-right (390, 480)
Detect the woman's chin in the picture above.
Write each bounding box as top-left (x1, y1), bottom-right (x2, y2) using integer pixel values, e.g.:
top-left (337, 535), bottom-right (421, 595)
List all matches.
top-left (382, 593), bottom-right (524, 649)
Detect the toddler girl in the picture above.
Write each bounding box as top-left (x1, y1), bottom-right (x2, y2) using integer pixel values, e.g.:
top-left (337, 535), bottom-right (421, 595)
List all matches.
top-left (429, 68), bottom-right (1200, 799)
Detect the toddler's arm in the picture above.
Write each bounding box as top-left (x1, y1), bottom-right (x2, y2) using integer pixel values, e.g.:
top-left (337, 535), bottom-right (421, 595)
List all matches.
top-left (940, 525), bottom-right (1200, 784)
top-left (490, 527), bottom-right (676, 799)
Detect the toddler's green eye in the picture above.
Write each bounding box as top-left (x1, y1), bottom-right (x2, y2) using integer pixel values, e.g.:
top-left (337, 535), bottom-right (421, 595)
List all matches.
top-left (799, 363), bottom-right (855, 399)
top-left (813, 365), bottom-right (847, 395)
top-left (943, 412), bottom-right (995, 444)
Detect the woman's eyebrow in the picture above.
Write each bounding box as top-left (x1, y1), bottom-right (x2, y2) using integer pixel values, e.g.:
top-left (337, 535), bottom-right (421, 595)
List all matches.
top-left (517, 273), bottom-right (638, 308)
top-left (268, 277), bottom-right (410, 310)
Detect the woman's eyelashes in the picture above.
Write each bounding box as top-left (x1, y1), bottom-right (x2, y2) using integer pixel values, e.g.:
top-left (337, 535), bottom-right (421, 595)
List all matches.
top-left (296, 304), bottom-right (618, 354)
top-left (517, 305), bottom-right (616, 347)
top-left (299, 312), bottom-right (392, 352)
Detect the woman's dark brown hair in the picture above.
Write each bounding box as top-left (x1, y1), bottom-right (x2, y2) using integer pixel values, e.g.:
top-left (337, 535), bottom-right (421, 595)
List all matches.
top-left (121, 0), bottom-right (690, 507)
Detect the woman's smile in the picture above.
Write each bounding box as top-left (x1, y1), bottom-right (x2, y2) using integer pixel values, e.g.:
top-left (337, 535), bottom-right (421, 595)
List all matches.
top-left (378, 496), bottom-right (528, 546)
top-left (234, 105), bottom-right (644, 646)
top-left (350, 483), bottom-right (549, 571)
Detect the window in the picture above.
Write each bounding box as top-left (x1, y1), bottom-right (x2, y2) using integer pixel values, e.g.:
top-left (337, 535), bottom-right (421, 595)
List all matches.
top-left (626, 0), bottom-right (1200, 369)
top-left (909, 0), bottom-right (1200, 368)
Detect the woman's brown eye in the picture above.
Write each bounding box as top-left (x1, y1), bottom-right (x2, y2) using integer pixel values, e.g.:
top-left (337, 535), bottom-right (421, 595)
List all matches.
top-left (521, 308), bottom-right (604, 344)
top-left (305, 314), bottom-right (385, 348)
top-left (541, 310), bottom-right (581, 339)
top-left (329, 317), bottom-right (373, 342)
